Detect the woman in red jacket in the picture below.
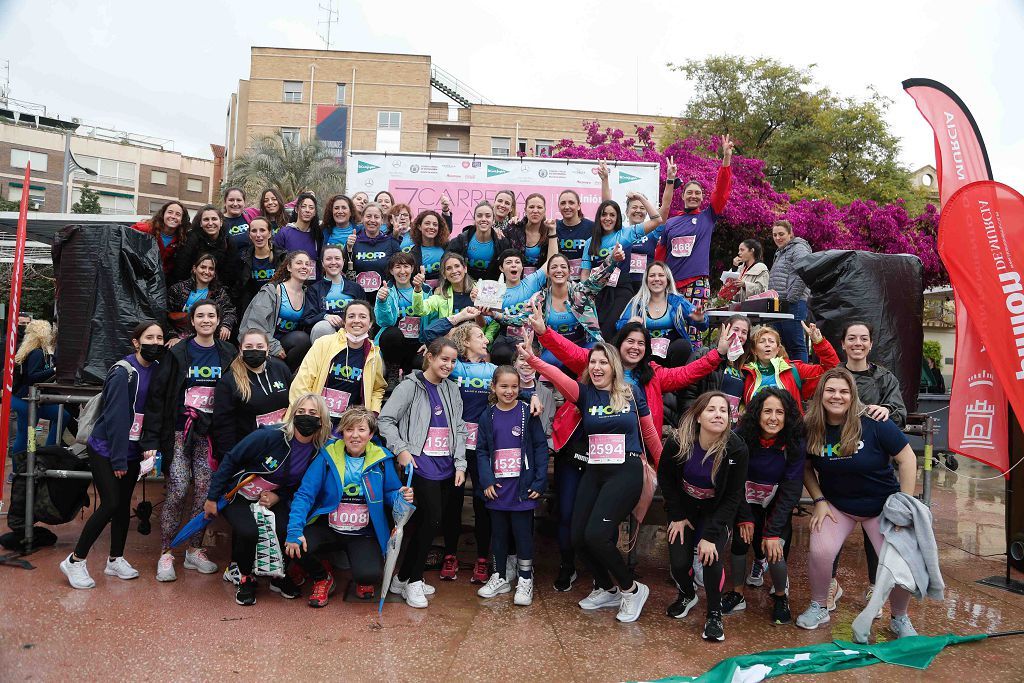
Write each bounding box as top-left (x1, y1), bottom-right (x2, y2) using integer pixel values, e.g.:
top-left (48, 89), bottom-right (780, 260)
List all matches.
top-left (741, 323), bottom-right (838, 411)
top-left (131, 200), bottom-right (189, 279)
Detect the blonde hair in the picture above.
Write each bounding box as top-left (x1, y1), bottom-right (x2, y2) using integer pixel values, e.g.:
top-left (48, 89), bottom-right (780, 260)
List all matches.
top-left (230, 329), bottom-right (271, 402)
top-left (748, 325), bottom-right (788, 364)
top-left (15, 320), bottom-right (54, 365)
top-left (447, 321), bottom-right (484, 360)
top-left (673, 391), bottom-right (733, 480)
top-left (337, 406), bottom-right (378, 437)
top-left (282, 393), bottom-right (332, 448)
top-left (581, 342), bottom-right (631, 413)
top-left (805, 367), bottom-right (864, 459)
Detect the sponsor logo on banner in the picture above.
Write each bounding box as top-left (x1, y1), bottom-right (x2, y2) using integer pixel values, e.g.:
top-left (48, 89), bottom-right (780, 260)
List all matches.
top-left (618, 171), bottom-right (640, 184)
top-left (538, 169), bottom-right (548, 178)
top-left (487, 165), bottom-right (508, 177)
top-left (357, 161), bottom-right (379, 173)
top-left (410, 165), bottom-right (420, 173)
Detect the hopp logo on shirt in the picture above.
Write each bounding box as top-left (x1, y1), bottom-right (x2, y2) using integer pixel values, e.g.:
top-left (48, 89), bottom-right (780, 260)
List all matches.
top-left (187, 366), bottom-right (222, 379)
top-left (588, 404), bottom-right (631, 416)
top-left (330, 363), bottom-right (364, 381)
top-left (821, 440), bottom-right (865, 459)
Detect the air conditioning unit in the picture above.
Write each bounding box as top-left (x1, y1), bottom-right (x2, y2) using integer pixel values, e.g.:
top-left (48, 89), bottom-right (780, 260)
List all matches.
top-left (29, 200), bottom-right (41, 210)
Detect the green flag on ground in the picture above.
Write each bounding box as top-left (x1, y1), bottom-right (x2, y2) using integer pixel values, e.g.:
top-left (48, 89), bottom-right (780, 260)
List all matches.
top-left (642, 634), bottom-right (987, 683)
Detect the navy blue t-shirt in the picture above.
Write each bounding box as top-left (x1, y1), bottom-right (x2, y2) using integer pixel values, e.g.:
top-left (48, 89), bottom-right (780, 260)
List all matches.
top-left (325, 345), bottom-right (366, 408)
top-left (811, 416), bottom-right (907, 517)
top-left (182, 340), bottom-right (221, 419)
top-left (557, 218), bottom-right (595, 279)
top-left (251, 256), bottom-right (276, 287)
top-left (578, 382), bottom-right (649, 456)
top-left (352, 235), bottom-right (398, 293)
top-left (225, 215), bottom-right (251, 249)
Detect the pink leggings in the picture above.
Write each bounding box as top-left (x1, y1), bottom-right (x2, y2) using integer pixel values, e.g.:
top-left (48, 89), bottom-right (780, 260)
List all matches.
top-left (808, 507), bottom-right (910, 616)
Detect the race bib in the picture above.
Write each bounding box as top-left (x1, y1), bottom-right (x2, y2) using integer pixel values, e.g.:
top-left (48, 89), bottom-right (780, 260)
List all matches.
top-left (650, 336), bottom-right (670, 358)
top-left (588, 433), bottom-right (625, 465)
top-left (239, 476), bottom-right (280, 501)
top-left (569, 259), bottom-right (583, 279)
top-left (355, 270), bottom-right (382, 292)
top-left (321, 387), bottom-right (351, 417)
top-left (423, 426), bottom-right (450, 457)
top-left (184, 386), bottom-right (215, 413)
top-left (726, 394), bottom-right (741, 424)
top-left (506, 325), bottom-right (526, 340)
top-left (328, 502), bottom-right (370, 532)
top-left (629, 252), bottom-right (648, 275)
top-left (670, 235), bottom-right (696, 258)
top-left (522, 267), bottom-right (537, 277)
top-left (745, 481), bottom-right (779, 507)
top-left (398, 316), bottom-right (421, 339)
top-left (129, 412), bottom-right (144, 442)
top-left (466, 422), bottom-right (479, 450)
top-left (607, 266), bottom-right (621, 287)
top-left (426, 278), bottom-right (440, 290)
top-left (255, 408), bottom-right (286, 427)
top-left (683, 480), bottom-right (716, 500)
top-left (494, 448), bottom-right (522, 478)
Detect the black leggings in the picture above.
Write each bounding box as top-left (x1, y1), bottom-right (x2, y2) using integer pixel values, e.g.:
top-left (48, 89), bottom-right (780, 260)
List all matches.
top-left (832, 528), bottom-right (880, 583)
top-left (295, 517), bottom-right (382, 585)
top-left (221, 494), bottom-right (291, 576)
top-left (490, 509), bottom-right (534, 579)
top-left (378, 325), bottom-right (423, 375)
top-left (596, 284), bottom-right (636, 341)
top-left (554, 446), bottom-right (587, 567)
top-left (443, 452), bottom-right (490, 558)
top-left (74, 448), bottom-right (141, 559)
top-left (571, 455), bottom-right (642, 589)
top-left (730, 503), bottom-right (792, 594)
top-left (278, 330), bottom-right (312, 372)
top-left (669, 508), bottom-right (730, 615)
top-left (399, 473), bottom-right (452, 582)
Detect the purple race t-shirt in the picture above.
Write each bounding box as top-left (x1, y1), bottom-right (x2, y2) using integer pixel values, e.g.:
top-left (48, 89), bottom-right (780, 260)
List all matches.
top-left (659, 207), bottom-right (718, 282)
top-left (486, 403), bottom-right (536, 512)
top-left (273, 224), bottom-right (318, 262)
top-left (413, 380), bottom-right (455, 481)
top-left (682, 444), bottom-right (716, 500)
top-left (265, 439), bottom-right (316, 489)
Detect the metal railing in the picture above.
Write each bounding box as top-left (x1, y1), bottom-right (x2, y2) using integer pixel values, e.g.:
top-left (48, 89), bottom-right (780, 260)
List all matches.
top-left (430, 65), bottom-right (494, 106)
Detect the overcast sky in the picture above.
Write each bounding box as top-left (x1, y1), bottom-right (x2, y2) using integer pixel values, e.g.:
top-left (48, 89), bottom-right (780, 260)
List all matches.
top-left (2, 0), bottom-right (1022, 190)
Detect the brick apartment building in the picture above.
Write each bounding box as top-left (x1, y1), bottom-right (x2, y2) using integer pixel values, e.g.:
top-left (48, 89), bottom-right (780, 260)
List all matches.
top-left (225, 47), bottom-right (669, 165)
top-left (0, 109), bottom-right (215, 217)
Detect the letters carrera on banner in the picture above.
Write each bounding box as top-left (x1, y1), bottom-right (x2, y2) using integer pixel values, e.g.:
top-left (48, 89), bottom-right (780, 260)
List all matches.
top-left (938, 181), bottom-right (1024, 475)
top-left (903, 78), bottom-right (1007, 473)
top-left (346, 151), bottom-right (660, 233)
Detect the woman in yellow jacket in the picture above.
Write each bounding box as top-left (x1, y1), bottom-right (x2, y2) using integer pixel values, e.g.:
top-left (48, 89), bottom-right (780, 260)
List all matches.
top-left (290, 300), bottom-right (387, 418)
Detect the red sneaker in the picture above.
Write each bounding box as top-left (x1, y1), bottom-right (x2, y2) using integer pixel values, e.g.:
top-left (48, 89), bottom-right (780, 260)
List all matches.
top-left (440, 554), bottom-right (459, 580)
top-left (308, 574), bottom-right (335, 608)
top-left (355, 583), bottom-right (375, 599)
top-left (471, 557), bottom-right (490, 584)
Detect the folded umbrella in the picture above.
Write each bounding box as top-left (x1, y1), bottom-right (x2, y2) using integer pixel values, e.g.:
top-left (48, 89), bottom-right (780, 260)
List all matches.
top-left (379, 464), bottom-right (416, 615)
top-left (169, 474), bottom-right (255, 548)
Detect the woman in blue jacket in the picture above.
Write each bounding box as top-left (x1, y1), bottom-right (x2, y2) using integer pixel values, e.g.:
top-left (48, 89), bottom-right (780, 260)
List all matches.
top-left (375, 252), bottom-right (431, 382)
top-left (10, 319), bottom-right (66, 454)
top-left (60, 320), bottom-right (166, 589)
top-left (285, 407), bottom-right (414, 608)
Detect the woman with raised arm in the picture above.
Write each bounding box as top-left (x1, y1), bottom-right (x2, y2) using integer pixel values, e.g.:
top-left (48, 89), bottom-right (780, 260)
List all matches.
top-left (742, 323), bottom-right (839, 411)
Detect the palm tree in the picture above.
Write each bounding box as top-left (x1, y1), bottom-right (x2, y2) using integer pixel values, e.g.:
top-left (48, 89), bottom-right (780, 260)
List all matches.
top-left (225, 133), bottom-right (346, 203)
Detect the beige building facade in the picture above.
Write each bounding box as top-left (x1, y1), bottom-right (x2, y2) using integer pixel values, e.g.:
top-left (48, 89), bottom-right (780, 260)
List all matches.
top-left (226, 47), bottom-right (669, 165)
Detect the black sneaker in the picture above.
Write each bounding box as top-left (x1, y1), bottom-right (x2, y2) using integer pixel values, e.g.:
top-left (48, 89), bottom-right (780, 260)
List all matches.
top-left (771, 593), bottom-right (792, 625)
top-left (666, 590), bottom-right (698, 619)
top-left (553, 565), bottom-right (577, 592)
top-left (721, 590), bottom-right (747, 615)
top-left (235, 575), bottom-right (257, 606)
top-left (702, 610), bottom-right (725, 641)
top-left (270, 575), bottom-right (301, 599)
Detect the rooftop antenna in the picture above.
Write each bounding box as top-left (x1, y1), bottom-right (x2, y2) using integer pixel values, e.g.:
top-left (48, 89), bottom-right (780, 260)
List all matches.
top-left (0, 60), bottom-right (10, 106)
top-left (318, 1), bottom-right (339, 50)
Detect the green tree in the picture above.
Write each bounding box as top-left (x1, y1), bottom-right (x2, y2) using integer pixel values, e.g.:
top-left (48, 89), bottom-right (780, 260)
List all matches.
top-left (665, 56), bottom-right (917, 207)
top-left (225, 133), bottom-right (346, 202)
top-left (71, 183), bottom-right (102, 214)
top-left (0, 198), bottom-right (19, 211)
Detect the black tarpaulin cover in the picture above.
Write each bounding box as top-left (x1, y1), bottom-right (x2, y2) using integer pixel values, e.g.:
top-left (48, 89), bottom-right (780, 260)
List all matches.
top-left (52, 224), bottom-right (166, 384)
top-left (796, 249), bottom-right (924, 413)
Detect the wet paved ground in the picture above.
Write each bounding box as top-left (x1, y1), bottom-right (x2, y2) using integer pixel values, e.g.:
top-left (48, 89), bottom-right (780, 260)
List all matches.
top-left (1, 456), bottom-right (1023, 682)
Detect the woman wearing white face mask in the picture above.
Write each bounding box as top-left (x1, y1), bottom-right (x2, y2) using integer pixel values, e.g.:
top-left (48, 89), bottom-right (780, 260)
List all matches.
top-left (290, 300), bottom-right (387, 420)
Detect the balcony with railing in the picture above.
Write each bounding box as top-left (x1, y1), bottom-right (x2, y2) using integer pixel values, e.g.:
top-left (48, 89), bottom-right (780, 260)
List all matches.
top-left (427, 105), bottom-right (471, 125)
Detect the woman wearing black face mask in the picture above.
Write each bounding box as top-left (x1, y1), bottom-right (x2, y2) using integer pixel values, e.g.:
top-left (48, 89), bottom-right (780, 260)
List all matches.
top-left (211, 329), bottom-right (294, 466)
top-left (60, 321), bottom-right (166, 589)
top-left (203, 393), bottom-right (332, 606)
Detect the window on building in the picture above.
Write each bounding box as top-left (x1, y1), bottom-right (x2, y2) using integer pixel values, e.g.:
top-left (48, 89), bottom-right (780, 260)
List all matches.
top-left (281, 128), bottom-right (301, 146)
top-left (76, 156), bottom-right (135, 187)
top-left (517, 139), bottom-right (528, 157)
top-left (535, 140), bottom-right (554, 157)
top-left (377, 111), bottom-right (402, 129)
top-left (149, 200), bottom-right (165, 214)
top-left (491, 137), bottom-right (511, 157)
top-left (436, 138), bottom-right (460, 153)
top-left (186, 178), bottom-right (203, 193)
top-left (150, 170), bottom-right (167, 185)
top-left (336, 83), bottom-right (347, 105)
top-left (7, 184), bottom-right (46, 208)
top-left (10, 149), bottom-right (49, 173)
top-left (283, 81), bottom-right (303, 103)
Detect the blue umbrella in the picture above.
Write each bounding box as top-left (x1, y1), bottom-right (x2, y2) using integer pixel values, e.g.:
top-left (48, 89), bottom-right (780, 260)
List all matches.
top-left (169, 474), bottom-right (256, 548)
top-left (379, 464), bottom-right (416, 615)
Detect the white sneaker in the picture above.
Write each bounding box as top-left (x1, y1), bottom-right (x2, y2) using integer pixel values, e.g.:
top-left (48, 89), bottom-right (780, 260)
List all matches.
top-left (104, 557), bottom-right (139, 580)
top-left (827, 578), bottom-right (843, 611)
top-left (477, 573), bottom-right (511, 598)
top-left (507, 555), bottom-right (518, 586)
top-left (60, 555), bottom-right (96, 589)
top-left (514, 577), bottom-right (534, 606)
top-left (865, 585), bottom-right (883, 619)
top-left (578, 586), bottom-right (622, 610)
top-left (156, 552), bottom-right (176, 582)
top-left (403, 580), bottom-right (429, 608)
top-left (692, 555), bottom-right (705, 588)
top-left (889, 614), bottom-right (918, 638)
top-left (184, 548), bottom-right (218, 574)
top-left (616, 582), bottom-right (650, 623)
top-left (389, 576), bottom-right (436, 596)
top-left (796, 601), bottom-right (831, 630)
top-left (223, 562), bottom-right (241, 585)
top-left (746, 558), bottom-right (767, 587)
